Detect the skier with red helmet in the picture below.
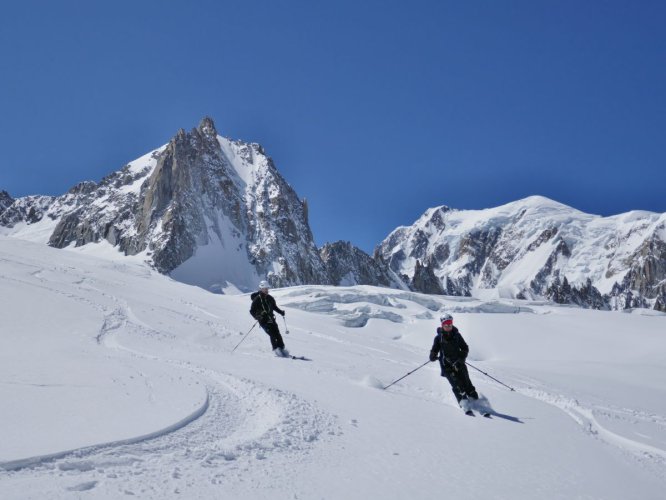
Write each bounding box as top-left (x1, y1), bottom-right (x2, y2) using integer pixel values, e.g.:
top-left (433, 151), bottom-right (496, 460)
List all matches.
top-left (429, 313), bottom-right (479, 413)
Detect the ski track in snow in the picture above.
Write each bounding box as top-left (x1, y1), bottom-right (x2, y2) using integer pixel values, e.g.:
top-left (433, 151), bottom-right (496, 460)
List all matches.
top-left (410, 363), bottom-right (666, 478)
top-left (403, 353), bottom-right (666, 480)
top-left (0, 280), bottom-right (339, 497)
top-left (281, 287), bottom-right (666, 480)
top-left (511, 379), bottom-right (666, 478)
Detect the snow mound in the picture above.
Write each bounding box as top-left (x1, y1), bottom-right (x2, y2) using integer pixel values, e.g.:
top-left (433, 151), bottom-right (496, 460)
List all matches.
top-left (359, 375), bottom-right (385, 389)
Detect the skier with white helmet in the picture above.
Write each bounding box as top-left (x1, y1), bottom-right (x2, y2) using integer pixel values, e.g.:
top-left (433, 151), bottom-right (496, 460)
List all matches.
top-left (429, 313), bottom-right (479, 413)
top-left (249, 280), bottom-right (289, 357)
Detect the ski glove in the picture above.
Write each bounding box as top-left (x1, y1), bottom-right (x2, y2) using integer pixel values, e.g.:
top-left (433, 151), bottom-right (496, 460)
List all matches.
top-left (429, 351), bottom-right (438, 362)
top-left (278, 310), bottom-right (285, 317)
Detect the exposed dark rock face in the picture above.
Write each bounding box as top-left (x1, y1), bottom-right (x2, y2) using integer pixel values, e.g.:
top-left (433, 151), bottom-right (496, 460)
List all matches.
top-left (545, 276), bottom-right (609, 309)
top-left (654, 292), bottom-right (666, 312)
top-left (526, 227), bottom-right (558, 252)
top-left (1, 195), bottom-right (55, 227)
top-left (455, 227), bottom-right (504, 293)
top-left (529, 238), bottom-right (572, 296)
top-left (621, 235), bottom-right (666, 299)
top-left (410, 259), bottom-right (445, 295)
top-left (320, 240), bottom-right (403, 288)
top-left (602, 234), bottom-right (666, 311)
top-left (0, 191), bottom-right (14, 215)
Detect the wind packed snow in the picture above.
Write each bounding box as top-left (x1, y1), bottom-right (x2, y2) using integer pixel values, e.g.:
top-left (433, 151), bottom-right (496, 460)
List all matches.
top-left (1, 236), bottom-right (665, 499)
top-left (169, 211), bottom-right (260, 294)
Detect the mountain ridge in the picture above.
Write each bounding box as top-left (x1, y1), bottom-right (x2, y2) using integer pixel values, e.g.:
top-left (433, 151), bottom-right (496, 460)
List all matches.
top-left (377, 195), bottom-right (666, 311)
top-left (1, 118), bottom-right (664, 311)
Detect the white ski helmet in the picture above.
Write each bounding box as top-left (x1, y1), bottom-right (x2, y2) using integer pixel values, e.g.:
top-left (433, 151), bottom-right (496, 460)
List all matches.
top-left (258, 280), bottom-right (270, 290)
top-left (440, 313), bottom-right (453, 324)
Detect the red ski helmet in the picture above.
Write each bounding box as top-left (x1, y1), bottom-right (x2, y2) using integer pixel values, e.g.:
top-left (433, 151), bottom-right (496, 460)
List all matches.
top-left (440, 313), bottom-right (453, 326)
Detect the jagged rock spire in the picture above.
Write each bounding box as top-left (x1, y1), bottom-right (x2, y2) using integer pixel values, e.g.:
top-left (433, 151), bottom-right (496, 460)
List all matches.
top-left (0, 190), bottom-right (14, 214)
top-left (320, 240), bottom-right (404, 288)
top-left (198, 116), bottom-right (217, 137)
top-left (2, 117), bottom-right (332, 292)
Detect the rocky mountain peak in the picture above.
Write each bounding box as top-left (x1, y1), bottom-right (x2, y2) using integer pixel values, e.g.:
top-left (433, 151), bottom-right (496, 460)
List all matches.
top-left (320, 240), bottom-right (404, 289)
top-left (197, 116), bottom-right (217, 138)
top-left (0, 190), bottom-right (14, 213)
top-left (0, 117), bottom-right (332, 294)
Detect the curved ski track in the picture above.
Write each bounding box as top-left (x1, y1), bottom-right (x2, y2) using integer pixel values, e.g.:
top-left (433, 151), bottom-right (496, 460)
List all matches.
top-left (0, 283), bottom-right (338, 498)
top-left (508, 376), bottom-right (666, 479)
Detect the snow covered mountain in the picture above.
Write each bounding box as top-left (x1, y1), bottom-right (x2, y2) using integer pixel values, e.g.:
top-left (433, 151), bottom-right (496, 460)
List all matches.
top-left (0, 118), bottom-right (330, 293)
top-left (377, 195), bottom-right (666, 311)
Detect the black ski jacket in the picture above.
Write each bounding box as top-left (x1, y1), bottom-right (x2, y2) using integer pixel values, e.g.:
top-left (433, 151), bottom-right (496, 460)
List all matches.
top-left (250, 291), bottom-right (284, 324)
top-left (429, 326), bottom-right (469, 367)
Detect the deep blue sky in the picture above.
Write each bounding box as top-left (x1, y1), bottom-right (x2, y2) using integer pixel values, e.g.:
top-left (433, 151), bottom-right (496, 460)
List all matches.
top-left (1, 1), bottom-right (664, 253)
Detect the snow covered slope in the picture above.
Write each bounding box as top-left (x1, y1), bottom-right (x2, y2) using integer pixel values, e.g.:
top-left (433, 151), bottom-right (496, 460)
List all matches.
top-left (1, 236), bottom-right (665, 499)
top-left (378, 195), bottom-right (666, 311)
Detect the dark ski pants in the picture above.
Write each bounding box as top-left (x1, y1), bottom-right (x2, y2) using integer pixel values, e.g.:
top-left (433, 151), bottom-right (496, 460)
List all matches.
top-left (260, 320), bottom-right (285, 350)
top-left (441, 364), bottom-right (477, 403)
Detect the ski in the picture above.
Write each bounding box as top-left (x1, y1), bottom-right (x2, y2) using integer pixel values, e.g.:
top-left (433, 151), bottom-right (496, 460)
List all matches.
top-left (290, 355), bottom-right (312, 361)
top-left (275, 354), bottom-right (311, 361)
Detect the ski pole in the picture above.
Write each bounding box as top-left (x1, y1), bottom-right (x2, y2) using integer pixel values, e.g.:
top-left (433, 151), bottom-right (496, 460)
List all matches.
top-left (383, 360), bottom-right (432, 390)
top-left (232, 321), bottom-right (258, 353)
top-left (282, 315), bottom-right (290, 334)
top-left (465, 361), bottom-right (515, 391)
